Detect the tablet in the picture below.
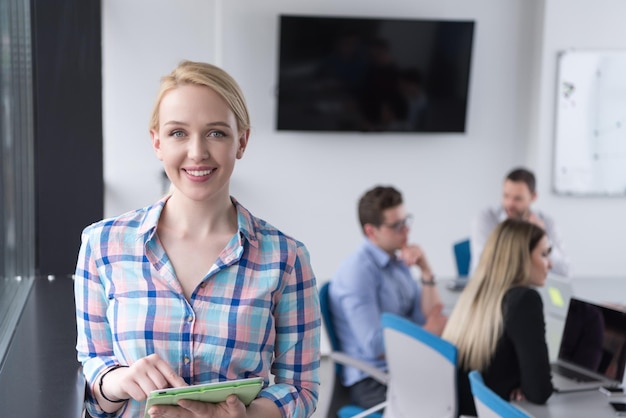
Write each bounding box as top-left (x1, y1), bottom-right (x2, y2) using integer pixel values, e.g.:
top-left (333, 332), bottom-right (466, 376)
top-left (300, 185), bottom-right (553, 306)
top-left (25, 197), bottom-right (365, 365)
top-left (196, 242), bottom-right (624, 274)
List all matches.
top-left (144, 376), bottom-right (263, 417)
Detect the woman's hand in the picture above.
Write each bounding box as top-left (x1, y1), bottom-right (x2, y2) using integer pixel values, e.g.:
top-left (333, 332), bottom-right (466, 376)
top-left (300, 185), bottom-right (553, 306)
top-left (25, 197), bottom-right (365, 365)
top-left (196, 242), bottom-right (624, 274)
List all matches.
top-left (99, 353), bottom-right (187, 405)
top-left (509, 388), bottom-right (526, 402)
top-left (148, 395), bottom-right (281, 418)
top-left (148, 394), bottom-right (247, 418)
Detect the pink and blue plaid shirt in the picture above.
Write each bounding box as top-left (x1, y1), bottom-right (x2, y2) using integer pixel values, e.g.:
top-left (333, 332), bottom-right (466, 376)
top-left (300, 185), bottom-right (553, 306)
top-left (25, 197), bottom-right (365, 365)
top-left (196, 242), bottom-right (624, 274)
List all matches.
top-left (75, 197), bottom-right (321, 418)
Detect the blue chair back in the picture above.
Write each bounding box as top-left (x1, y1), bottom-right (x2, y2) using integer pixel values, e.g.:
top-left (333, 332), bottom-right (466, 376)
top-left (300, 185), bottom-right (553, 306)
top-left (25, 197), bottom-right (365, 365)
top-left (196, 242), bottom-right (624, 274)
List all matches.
top-left (453, 238), bottom-right (471, 277)
top-left (468, 370), bottom-right (532, 418)
top-left (319, 282), bottom-right (343, 376)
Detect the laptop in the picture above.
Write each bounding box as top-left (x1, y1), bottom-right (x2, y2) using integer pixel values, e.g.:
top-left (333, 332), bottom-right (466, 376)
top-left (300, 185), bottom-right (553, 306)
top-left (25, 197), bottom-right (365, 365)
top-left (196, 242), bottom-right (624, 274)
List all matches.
top-left (551, 297), bottom-right (626, 392)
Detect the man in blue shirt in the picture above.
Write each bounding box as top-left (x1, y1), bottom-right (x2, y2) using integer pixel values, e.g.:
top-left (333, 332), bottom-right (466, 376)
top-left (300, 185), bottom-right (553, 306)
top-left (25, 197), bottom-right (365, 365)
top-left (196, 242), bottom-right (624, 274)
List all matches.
top-left (328, 185), bottom-right (447, 409)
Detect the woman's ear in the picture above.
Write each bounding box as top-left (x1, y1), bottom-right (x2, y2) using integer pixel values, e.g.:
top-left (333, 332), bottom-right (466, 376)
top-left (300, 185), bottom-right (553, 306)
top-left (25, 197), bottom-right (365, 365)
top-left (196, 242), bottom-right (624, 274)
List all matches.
top-left (151, 129), bottom-right (163, 161)
top-left (236, 129), bottom-right (250, 159)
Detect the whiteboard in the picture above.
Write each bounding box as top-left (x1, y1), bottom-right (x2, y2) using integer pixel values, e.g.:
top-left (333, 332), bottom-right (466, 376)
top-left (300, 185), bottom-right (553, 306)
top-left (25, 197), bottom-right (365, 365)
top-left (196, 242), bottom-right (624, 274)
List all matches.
top-left (553, 50), bottom-right (626, 196)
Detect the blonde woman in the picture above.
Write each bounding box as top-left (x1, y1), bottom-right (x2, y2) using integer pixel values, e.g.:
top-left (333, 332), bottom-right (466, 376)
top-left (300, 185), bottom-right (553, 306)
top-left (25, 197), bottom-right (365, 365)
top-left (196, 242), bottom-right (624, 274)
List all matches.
top-left (74, 61), bottom-right (320, 418)
top-left (442, 218), bottom-right (554, 416)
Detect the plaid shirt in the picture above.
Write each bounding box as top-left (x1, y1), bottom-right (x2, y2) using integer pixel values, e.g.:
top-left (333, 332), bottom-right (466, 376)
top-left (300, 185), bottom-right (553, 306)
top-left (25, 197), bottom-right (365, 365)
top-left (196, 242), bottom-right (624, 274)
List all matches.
top-left (75, 197), bottom-right (320, 418)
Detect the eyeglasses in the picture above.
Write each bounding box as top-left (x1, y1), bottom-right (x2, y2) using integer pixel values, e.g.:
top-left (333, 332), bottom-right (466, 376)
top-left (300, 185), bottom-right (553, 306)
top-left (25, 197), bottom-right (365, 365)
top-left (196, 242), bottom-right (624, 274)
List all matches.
top-left (381, 214), bottom-right (413, 232)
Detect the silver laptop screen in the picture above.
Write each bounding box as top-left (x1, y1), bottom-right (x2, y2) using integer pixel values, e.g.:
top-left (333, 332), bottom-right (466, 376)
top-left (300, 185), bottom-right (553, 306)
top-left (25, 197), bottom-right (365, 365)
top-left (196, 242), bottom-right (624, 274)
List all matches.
top-left (558, 298), bottom-right (626, 382)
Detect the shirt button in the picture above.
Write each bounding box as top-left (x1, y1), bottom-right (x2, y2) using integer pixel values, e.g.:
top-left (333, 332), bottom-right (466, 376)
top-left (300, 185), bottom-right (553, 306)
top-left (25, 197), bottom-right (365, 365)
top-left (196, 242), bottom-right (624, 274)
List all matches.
top-left (183, 356), bottom-right (190, 365)
top-left (186, 315), bottom-right (193, 323)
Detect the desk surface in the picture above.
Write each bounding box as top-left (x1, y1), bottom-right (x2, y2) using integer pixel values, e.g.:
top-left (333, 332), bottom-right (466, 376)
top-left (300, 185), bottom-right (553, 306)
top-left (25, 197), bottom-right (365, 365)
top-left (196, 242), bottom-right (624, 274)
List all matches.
top-left (440, 276), bottom-right (626, 418)
top-left (517, 389), bottom-right (625, 417)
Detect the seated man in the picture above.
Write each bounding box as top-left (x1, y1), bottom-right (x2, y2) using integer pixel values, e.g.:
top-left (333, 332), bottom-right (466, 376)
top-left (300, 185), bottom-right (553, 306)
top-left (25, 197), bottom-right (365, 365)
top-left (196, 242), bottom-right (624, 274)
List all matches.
top-left (328, 185), bottom-right (447, 409)
top-left (470, 167), bottom-right (570, 276)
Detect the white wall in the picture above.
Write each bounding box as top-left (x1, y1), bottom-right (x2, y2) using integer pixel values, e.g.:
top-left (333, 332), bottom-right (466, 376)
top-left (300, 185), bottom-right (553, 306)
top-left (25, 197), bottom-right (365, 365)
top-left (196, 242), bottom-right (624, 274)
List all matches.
top-left (103, 0), bottom-right (541, 282)
top-left (528, 0), bottom-right (626, 277)
top-left (102, 0), bottom-right (220, 219)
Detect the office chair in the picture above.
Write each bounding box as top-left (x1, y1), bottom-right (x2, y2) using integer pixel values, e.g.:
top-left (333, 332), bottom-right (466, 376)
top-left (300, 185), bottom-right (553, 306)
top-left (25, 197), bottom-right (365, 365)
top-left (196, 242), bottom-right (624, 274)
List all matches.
top-left (468, 370), bottom-right (532, 418)
top-left (453, 238), bottom-right (471, 277)
top-left (342, 313), bottom-right (459, 418)
top-left (319, 282), bottom-right (386, 418)
top-left (447, 238), bottom-right (472, 291)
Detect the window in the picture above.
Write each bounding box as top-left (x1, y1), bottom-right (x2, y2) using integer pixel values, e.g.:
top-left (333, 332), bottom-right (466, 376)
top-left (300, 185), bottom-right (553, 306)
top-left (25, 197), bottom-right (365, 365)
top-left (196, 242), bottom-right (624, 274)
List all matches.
top-left (0, 0), bottom-right (36, 364)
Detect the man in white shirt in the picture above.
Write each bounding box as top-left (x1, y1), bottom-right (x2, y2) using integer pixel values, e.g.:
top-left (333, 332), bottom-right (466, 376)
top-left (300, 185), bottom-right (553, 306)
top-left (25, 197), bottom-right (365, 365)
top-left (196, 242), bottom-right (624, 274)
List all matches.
top-left (470, 167), bottom-right (570, 277)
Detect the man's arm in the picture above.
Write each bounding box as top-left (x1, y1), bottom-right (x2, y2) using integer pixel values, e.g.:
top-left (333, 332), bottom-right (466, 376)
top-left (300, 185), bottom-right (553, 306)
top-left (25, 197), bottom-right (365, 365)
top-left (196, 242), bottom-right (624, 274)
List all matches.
top-left (398, 245), bottom-right (446, 335)
top-left (398, 244), bottom-right (441, 314)
top-left (539, 212), bottom-right (570, 277)
top-left (334, 263), bottom-right (386, 359)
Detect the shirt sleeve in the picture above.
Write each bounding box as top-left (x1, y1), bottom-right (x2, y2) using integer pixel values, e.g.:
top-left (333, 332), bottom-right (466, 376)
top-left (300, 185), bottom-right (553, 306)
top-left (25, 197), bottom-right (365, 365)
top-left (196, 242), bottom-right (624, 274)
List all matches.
top-left (410, 280), bottom-right (427, 326)
top-left (335, 260), bottom-right (386, 359)
top-left (74, 226), bottom-right (128, 418)
top-left (470, 208), bottom-right (498, 274)
top-left (261, 242), bottom-right (321, 418)
top-left (540, 212), bottom-right (571, 277)
top-left (504, 288), bottom-right (554, 404)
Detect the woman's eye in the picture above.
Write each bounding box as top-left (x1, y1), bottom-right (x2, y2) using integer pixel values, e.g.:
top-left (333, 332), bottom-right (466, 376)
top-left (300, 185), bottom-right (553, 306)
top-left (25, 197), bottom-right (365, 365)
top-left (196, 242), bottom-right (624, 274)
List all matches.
top-left (170, 130), bottom-right (185, 138)
top-left (208, 131), bottom-right (226, 138)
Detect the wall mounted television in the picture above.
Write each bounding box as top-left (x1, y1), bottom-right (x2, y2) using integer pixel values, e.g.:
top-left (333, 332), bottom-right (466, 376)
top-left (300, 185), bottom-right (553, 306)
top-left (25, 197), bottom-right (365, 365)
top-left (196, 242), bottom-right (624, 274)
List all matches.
top-left (276, 15), bottom-right (475, 133)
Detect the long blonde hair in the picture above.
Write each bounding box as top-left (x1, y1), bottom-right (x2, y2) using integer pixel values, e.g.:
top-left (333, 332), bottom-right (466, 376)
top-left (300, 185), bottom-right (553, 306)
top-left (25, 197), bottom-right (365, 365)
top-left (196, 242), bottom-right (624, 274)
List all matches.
top-left (442, 219), bottom-right (546, 371)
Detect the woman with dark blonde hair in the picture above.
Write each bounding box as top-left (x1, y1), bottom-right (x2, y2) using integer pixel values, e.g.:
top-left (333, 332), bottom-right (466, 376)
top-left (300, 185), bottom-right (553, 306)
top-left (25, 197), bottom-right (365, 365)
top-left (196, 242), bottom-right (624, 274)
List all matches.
top-left (442, 218), bottom-right (554, 416)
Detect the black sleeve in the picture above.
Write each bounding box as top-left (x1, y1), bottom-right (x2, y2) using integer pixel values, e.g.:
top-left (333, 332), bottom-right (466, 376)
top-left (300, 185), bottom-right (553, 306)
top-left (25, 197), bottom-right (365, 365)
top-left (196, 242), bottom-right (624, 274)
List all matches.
top-left (504, 287), bottom-right (554, 404)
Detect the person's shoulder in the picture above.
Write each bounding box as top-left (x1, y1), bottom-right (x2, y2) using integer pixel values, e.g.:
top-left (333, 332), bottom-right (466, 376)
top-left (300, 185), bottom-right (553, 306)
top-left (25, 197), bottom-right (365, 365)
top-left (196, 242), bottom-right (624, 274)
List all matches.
top-left (334, 244), bottom-right (369, 271)
top-left (82, 201), bottom-right (161, 239)
top-left (331, 242), bottom-right (380, 287)
top-left (480, 204), bottom-right (501, 217)
top-left (505, 285), bottom-right (541, 299)
top-left (473, 205), bottom-right (501, 224)
top-left (504, 286), bottom-right (543, 310)
top-left (534, 209), bottom-right (556, 225)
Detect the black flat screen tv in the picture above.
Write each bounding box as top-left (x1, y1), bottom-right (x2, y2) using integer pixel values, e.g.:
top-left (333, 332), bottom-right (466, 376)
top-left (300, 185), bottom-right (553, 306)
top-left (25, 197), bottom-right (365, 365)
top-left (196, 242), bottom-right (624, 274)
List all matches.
top-left (276, 15), bottom-right (475, 133)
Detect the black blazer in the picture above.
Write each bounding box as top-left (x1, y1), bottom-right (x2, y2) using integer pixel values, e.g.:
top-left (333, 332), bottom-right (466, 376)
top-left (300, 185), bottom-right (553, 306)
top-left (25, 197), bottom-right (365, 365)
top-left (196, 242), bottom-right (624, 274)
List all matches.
top-left (457, 286), bottom-right (554, 416)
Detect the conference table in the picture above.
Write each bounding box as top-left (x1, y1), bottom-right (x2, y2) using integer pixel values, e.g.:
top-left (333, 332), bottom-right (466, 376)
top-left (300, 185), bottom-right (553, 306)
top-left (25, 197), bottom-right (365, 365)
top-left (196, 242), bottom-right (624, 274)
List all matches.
top-left (439, 275), bottom-right (626, 418)
top-left (517, 389), bottom-right (624, 417)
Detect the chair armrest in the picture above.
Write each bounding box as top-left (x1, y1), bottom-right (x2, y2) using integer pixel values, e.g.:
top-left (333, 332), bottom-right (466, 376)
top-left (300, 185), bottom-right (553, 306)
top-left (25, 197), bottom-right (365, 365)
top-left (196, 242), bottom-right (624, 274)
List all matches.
top-left (329, 351), bottom-right (389, 384)
top-left (348, 401), bottom-right (388, 418)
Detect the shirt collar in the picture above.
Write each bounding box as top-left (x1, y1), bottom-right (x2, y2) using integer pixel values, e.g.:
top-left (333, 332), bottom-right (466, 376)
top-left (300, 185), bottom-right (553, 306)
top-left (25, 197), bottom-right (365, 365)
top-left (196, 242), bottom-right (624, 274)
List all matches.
top-left (135, 195), bottom-right (259, 250)
top-left (363, 238), bottom-right (394, 268)
top-left (233, 197), bottom-right (259, 249)
top-left (136, 196), bottom-right (168, 239)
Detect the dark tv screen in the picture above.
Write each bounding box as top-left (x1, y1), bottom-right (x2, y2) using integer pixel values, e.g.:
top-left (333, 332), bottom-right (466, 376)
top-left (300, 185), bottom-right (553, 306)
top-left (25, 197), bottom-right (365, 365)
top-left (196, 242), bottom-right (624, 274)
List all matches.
top-left (276, 15), bottom-right (475, 133)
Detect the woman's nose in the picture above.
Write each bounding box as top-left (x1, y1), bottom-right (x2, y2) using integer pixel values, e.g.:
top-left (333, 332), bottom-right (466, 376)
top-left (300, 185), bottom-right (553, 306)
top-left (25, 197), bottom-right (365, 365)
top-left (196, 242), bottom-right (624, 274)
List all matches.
top-left (188, 135), bottom-right (209, 160)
